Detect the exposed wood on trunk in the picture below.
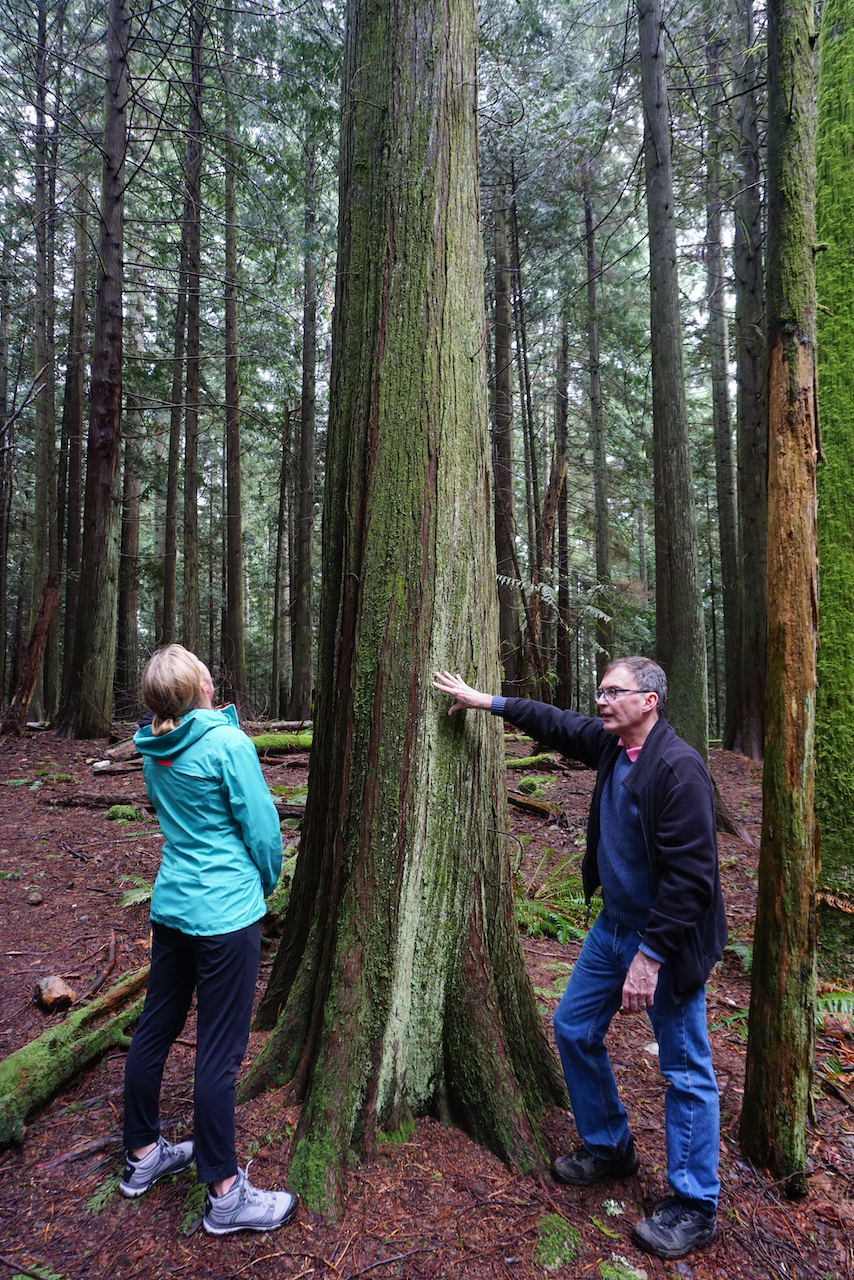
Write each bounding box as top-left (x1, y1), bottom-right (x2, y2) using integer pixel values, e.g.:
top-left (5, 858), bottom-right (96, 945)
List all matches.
top-left (2, 575), bottom-right (60, 736)
top-left (741, 0), bottom-right (818, 1194)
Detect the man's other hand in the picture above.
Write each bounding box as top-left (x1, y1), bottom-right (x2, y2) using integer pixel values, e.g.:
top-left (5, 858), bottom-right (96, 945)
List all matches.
top-left (432, 671), bottom-right (492, 715)
top-left (621, 950), bottom-right (661, 1013)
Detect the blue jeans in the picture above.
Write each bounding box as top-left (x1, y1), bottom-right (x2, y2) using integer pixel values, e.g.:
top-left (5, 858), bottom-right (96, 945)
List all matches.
top-left (553, 911), bottom-right (720, 1208)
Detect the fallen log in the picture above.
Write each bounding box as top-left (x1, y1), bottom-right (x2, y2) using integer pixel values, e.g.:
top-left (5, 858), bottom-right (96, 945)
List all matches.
top-left (40, 790), bottom-right (148, 810)
top-left (103, 738), bottom-right (141, 762)
top-left (506, 753), bottom-right (563, 770)
top-left (0, 965), bottom-right (149, 1147)
top-left (507, 790), bottom-right (564, 821)
top-left (250, 730), bottom-right (313, 756)
top-left (712, 778), bottom-right (757, 847)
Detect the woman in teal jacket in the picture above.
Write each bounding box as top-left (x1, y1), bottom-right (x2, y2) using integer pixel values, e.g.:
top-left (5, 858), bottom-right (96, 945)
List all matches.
top-left (120, 645), bottom-right (297, 1235)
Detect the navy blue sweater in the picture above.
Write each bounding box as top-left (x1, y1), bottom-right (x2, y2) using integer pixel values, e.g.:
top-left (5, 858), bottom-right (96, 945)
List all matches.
top-left (497, 700), bottom-right (727, 995)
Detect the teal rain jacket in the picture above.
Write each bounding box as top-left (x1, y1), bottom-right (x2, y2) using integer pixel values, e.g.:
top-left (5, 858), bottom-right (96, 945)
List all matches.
top-left (134, 705), bottom-right (282, 936)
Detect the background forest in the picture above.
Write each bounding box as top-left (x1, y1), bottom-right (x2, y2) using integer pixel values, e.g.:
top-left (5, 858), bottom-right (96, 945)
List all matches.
top-left (0, 0), bottom-right (765, 745)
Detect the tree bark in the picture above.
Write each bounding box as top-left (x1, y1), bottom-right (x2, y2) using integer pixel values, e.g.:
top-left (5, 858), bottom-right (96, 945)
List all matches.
top-left (637, 0), bottom-right (709, 757)
top-left (555, 316), bottom-right (571, 708)
top-left (584, 192), bottom-right (612, 679)
top-left (1, 574), bottom-right (60, 736)
top-left (182, 0), bottom-right (204, 655)
top-left (241, 0), bottom-right (566, 1216)
top-left (271, 416), bottom-right (291, 717)
top-left (493, 182), bottom-right (522, 693)
top-left (222, 27), bottom-right (246, 706)
top-left (55, 0), bottom-right (129, 739)
top-left (732, 0), bottom-right (767, 761)
top-left (740, 0), bottom-right (818, 1195)
top-left (705, 33), bottom-right (740, 751)
top-left (288, 124), bottom-right (317, 721)
top-left (116, 262), bottom-right (144, 717)
top-left (0, 221), bottom-right (10, 706)
top-left (59, 176), bottom-right (87, 701)
top-left (31, 0), bottom-right (58, 722)
top-left (814, 0), bottom-right (854, 983)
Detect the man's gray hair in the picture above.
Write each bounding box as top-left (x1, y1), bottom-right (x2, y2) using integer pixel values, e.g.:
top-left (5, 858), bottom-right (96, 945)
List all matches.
top-left (603, 655), bottom-right (668, 706)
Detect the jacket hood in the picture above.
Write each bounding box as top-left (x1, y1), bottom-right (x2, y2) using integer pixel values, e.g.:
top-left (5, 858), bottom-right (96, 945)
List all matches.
top-left (134, 704), bottom-right (239, 760)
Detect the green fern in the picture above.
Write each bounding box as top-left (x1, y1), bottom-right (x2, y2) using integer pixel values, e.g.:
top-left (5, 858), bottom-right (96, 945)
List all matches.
top-left (816, 990), bottom-right (854, 1025)
top-left (85, 1172), bottom-right (122, 1214)
top-left (119, 875), bottom-right (154, 908)
top-left (724, 942), bottom-right (753, 975)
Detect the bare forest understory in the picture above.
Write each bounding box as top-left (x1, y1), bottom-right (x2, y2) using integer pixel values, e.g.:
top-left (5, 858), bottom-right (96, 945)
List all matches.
top-left (0, 729), bottom-right (852, 1280)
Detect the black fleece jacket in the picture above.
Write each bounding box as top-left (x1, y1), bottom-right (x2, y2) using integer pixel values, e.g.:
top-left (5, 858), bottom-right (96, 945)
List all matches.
top-left (501, 700), bottom-right (727, 995)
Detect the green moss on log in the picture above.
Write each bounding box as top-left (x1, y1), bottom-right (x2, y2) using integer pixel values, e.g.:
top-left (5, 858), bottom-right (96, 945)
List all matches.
top-left (0, 966), bottom-right (148, 1146)
top-left (250, 731), bottom-right (312, 755)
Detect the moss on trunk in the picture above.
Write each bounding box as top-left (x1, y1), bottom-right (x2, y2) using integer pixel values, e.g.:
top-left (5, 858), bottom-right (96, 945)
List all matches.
top-left (240, 0), bottom-right (566, 1217)
top-left (740, 0), bottom-right (818, 1194)
top-left (815, 0), bottom-right (854, 983)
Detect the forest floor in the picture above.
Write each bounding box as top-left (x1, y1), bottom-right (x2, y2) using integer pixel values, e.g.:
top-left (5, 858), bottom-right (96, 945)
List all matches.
top-left (0, 727), bottom-right (853, 1280)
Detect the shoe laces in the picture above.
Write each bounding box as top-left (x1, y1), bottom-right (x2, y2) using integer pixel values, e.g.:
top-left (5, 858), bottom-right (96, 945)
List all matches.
top-left (651, 1196), bottom-right (688, 1226)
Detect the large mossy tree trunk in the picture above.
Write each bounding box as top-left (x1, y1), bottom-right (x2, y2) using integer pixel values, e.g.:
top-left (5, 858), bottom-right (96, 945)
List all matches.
top-left (637, 0), bottom-right (709, 757)
top-left (814, 0), bottom-right (854, 983)
top-left (241, 0), bottom-right (566, 1217)
top-left (740, 0), bottom-right (818, 1196)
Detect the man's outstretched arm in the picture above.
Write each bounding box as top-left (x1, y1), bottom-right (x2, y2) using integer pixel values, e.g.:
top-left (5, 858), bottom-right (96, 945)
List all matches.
top-left (432, 670), bottom-right (493, 715)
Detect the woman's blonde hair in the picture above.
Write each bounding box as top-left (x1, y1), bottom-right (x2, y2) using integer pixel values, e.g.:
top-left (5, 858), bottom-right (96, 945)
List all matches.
top-left (140, 645), bottom-right (206, 736)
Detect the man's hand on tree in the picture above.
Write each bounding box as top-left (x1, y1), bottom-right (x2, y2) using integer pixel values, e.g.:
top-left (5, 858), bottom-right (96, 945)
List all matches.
top-left (432, 670), bottom-right (492, 715)
top-left (621, 950), bottom-right (661, 1014)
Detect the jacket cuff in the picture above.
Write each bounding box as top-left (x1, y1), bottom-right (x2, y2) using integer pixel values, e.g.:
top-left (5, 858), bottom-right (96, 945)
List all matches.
top-left (490, 696), bottom-right (507, 715)
top-left (639, 940), bottom-right (666, 965)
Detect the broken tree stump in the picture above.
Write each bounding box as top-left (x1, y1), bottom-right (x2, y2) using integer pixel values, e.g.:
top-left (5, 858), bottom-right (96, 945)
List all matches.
top-left (1, 574), bottom-right (60, 736)
top-left (0, 965), bottom-right (149, 1147)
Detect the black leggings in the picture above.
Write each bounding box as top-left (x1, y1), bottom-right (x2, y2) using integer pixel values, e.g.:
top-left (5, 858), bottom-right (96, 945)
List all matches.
top-left (123, 920), bottom-right (261, 1183)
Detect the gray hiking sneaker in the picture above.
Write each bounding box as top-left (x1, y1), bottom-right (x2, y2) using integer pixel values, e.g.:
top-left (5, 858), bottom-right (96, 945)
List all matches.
top-left (631, 1195), bottom-right (717, 1259)
top-left (120, 1136), bottom-right (195, 1198)
top-left (203, 1166), bottom-right (298, 1235)
top-left (552, 1138), bottom-right (639, 1186)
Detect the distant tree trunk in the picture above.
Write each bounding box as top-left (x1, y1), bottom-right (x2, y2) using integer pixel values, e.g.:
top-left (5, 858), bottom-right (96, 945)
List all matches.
top-left (584, 192), bottom-right (612, 678)
top-left (0, 224), bottom-right (10, 706)
top-left (162, 243), bottom-right (188, 646)
top-left (271, 417), bottom-right (291, 717)
top-left (706, 34), bottom-right (740, 751)
top-left (242, 0), bottom-right (565, 1215)
top-left (116, 264), bottom-right (144, 716)
top-left (732, 0), bottom-right (767, 761)
top-left (555, 316), bottom-right (571, 709)
top-left (637, 494), bottom-right (648, 590)
top-left (59, 177), bottom-right (87, 700)
top-left (814, 0), bottom-right (854, 983)
top-left (31, 0), bottom-right (58, 721)
top-left (493, 182), bottom-right (522, 692)
top-left (638, 0), bottom-right (709, 756)
top-left (288, 127), bottom-right (317, 721)
top-left (221, 48), bottom-right (246, 707)
top-left (55, 0), bottom-right (129, 738)
top-left (182, 0), bottom-right (204, 655)
top-left (740, 0), bottom-right (818, 1196)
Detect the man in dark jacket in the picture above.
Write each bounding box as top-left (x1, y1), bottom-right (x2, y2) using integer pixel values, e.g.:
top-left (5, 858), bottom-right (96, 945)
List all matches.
top-left (433, 656), bottom-right (726, 1261)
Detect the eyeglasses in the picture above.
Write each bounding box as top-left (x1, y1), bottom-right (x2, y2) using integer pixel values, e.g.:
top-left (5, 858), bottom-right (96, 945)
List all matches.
top-left (594, 686), bottom-right (654, 702)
